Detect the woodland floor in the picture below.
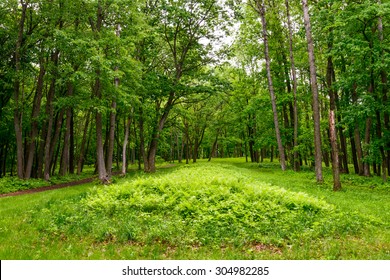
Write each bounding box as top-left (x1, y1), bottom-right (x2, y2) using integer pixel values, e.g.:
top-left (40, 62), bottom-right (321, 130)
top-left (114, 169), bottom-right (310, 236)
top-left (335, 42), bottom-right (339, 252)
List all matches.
top-left (0, 177), bottom-right (96, 198)
top-left (0, 159), bottom-right (389, 260)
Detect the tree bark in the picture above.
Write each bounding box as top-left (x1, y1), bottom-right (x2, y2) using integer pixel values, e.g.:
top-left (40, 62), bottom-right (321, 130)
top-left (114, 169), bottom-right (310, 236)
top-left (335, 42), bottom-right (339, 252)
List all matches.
top-left (25, 57), bottom-right (46, 179)
top-left (363, 117), bottom-right (372, 177)
top-left (285, 0), bottom-right (300, 171)
top-left (329, 110), bottom-right (341, 190)
top-left (69, 111), bottom-right (75, 174)
top-left (301, 0), bottom-right (323, 182)
top-left (14, 1), bottom-right (28, 179)
top-left (257, 0), bottom-right (286, 171)
top-left (349, 131), bottom-right (359, 174)
top-left (106, 100), bottom-right (116, 177)
top-left (144, 96), bottom-right (173, 172)
top-left (193, 126), bottom-right (206, 163)
top-left (378, 9), bottom-right (388, 181)
top-left (43, 51), bottom-right (59, 180)
top-left (77, 111), bottom-right (90, 175)
top-left (122, 115), bottom-right (132, 175)
top-left (351, 83), bottom-right (364, 175)
top-left (326, 35), bottom-right (341, 190)
top-left (139, 106), bottom-right (148, 171)
top-left (208, 132), bottom-right (219, 162)
top-left (59, 83), bottom-right (73, 176)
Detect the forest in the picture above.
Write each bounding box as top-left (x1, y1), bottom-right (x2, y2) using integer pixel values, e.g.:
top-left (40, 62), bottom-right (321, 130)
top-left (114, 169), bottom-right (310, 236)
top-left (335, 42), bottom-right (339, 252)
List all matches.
top-left (0, 0), bottom-right (390, 260)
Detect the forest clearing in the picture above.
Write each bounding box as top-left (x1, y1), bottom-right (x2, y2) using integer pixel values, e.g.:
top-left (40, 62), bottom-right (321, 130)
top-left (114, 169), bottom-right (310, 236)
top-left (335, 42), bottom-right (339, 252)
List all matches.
top-left (0, 159), bottom-right (389, 259)
top-left (1, 0), bottom-right (390, 261)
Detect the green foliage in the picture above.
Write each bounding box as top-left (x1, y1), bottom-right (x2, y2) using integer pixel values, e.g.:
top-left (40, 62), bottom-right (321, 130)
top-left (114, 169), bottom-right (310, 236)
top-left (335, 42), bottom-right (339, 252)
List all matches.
top-left (28, 163), bottom-right (372, 248)
top-left (0, 172), bottom-right (95, 194)
top-left (0, 177), bottom-right (48, 194)
top-left (1, 159), bottom-right (389, 259)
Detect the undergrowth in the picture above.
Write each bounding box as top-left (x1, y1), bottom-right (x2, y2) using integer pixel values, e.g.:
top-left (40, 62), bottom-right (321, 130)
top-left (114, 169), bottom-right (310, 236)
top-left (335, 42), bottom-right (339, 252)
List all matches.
top-left (0, 171), bottom-right (95, 194)
top-left (28, 164), bottom-right (374, 248)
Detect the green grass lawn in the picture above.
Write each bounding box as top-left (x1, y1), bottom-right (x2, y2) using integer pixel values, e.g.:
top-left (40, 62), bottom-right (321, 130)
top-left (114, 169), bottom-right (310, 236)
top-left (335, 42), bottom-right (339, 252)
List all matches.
top-left (0, 158), bottom-right (389, 259)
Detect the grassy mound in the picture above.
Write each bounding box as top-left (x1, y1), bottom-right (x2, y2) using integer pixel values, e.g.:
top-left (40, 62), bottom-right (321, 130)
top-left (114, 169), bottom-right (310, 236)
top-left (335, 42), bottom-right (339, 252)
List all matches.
top-left (30, 163), bottom-right (368, 247)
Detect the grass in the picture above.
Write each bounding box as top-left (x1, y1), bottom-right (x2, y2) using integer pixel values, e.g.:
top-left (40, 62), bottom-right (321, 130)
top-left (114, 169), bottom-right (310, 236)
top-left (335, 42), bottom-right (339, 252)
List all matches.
top-left (0, 158), bottom-right (389, 259)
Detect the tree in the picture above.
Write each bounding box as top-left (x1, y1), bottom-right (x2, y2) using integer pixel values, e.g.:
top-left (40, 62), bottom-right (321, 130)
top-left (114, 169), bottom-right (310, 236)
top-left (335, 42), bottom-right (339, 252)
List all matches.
top-left (301, 0), bottom-right (323, 183)
top-left (251, 0), bottom-right (286, 171)
top-left (139, 0), bottom-right (227, 172)
top-left (285, 0), bottom-right (300, 172)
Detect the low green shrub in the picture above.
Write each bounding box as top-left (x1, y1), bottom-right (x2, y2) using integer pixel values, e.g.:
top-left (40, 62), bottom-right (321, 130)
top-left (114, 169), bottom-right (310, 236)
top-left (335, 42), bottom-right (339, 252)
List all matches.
top-left (29, 163), bottom-right (373, 248)
top-left (0, 177), bottom-right (49, 194)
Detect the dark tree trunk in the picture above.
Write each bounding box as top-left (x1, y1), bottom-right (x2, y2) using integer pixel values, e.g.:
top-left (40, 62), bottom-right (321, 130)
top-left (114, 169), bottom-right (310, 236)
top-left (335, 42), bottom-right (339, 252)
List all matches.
top-left (338, 124), bottom-right (349, 174)
top-left (43, 51), bottom-right (59, 180)
top-left (106, 101), bottom-right (117, 177)
top-left (352, 83), bottom-right (364, 175)
top-left (59, 83), bottom-right (73, 176)
top-left (144, 97), bottom-right (173, 172)
top-left (350, 131), bottom-right (359, 175)
top-left (52, 123), bottom-right (63, 176)
top-left (77, 111), bottom-right (90, 175)
top-left (179, 132), bottom-right (184, 163)
top-left (14, 2), bottom-right (28, 179)
top-left (47, 109), bottom-right (64, 177)
top-left (69, 111), bottom-right (75, 174)
top-left (25, 58), bottom-right (46, 179)
top-left (208, 132), bottom-right (219, 162)
top-left (363, 117), bottom-right (372, 177)
top-left (378, 11), bottom-right (388, 181)
top-left (193, 126), bottom-right (206, 163)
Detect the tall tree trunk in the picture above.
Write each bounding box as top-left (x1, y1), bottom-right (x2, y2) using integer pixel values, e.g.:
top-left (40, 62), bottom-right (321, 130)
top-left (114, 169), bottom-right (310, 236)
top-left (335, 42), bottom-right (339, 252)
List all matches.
top-left (285, 0), bottom-right (300, 172)
top-left (59, 84), bottom-right (73, 176)
top-left (301, 0), bottom-right (323, 182)
top-left (14, 1), bottom-right (28, 179)
top-left (326, 34), bottom-right (341, 190)
top-left (96, 109), bottom-right (107, 181)
top-left (378, 8), bottom-right (388, 181)
top-left (94, 76), bottom-right (107, 182)
top-left (43, 51), bottom-right (59, 180)
top-left (25, 57), bottom-right (46, 179)
top-left (91, 0), bottom-right (107, 182)
top-left (257, 0), bottom-right (286, 171)
top-left (352, 83), bottom-right (364, 175)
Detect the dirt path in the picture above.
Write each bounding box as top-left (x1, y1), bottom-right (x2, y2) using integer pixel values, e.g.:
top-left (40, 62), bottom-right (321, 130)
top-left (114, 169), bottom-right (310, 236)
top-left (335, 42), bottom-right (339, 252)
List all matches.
top-left (0, 176), bottom-right (97, 198)
top-left (0, 164), bottom-right (177, 198)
